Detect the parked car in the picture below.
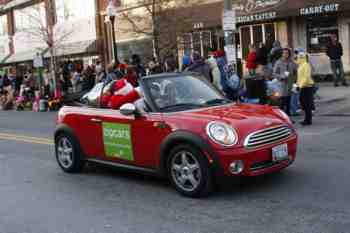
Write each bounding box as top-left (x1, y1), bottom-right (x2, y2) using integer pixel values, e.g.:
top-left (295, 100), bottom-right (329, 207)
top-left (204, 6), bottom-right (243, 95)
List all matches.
top-left (54, 73), bottom-right (298, 197)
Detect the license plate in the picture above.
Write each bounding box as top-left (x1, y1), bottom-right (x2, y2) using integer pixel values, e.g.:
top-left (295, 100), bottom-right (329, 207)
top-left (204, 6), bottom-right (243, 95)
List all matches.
top-left (272, 144), bottom-right (289, 162)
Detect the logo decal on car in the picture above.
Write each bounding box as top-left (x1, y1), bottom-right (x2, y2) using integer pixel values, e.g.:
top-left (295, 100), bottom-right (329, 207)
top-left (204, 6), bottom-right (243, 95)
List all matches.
top-left (102, 122), bottom-right (134, 161)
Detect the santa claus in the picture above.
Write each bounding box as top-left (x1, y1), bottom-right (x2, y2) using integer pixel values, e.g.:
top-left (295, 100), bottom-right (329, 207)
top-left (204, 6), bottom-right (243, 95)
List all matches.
top-left (100, 79), bottom-right (141, 110)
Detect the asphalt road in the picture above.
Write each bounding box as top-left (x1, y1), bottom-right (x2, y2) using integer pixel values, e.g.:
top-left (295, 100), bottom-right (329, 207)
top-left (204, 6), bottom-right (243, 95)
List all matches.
top-left (1, 105), bottom-right (350, 233)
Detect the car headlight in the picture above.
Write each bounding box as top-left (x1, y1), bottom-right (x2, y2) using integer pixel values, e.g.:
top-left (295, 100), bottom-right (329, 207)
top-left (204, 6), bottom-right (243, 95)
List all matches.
top-left (206, 121), bottom-right (238, 147)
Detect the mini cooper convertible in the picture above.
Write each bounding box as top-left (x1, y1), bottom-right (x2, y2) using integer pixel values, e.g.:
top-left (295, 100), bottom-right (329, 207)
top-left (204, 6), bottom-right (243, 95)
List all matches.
top-left (55, 73), bottom-right (298, 197)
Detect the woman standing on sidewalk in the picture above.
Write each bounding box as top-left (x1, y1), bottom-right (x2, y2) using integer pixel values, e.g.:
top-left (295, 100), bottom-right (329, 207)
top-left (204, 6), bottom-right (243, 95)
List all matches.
top-left (273, 48), bottom-right (298, 116)
top-left (297, 52), bottom-right (315, 126)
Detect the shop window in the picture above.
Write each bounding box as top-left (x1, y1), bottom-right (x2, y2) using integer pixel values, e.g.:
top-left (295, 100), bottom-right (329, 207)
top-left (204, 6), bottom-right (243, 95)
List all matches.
top-left (192, 32), bottom-right (201, 54)
top-left (264, 23), bottom-right (276, 51)
top-left (240, 23), bottom-right (276, 60)
top-left (307, 15), bottom-right (338, 53)
top-left (240, 26), bottom-right (251, 60)
top-left (181, 28), bottom-right (222, 58)
top-left (253, 25), bottom-right (263, 46)
top-left (0, 15), bottom-right (8, 36)
top-left (202, 31), bottom-right (212, 58)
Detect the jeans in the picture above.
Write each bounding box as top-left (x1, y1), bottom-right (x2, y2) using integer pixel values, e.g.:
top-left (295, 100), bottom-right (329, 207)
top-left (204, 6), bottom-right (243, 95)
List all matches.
top-left (290, 92), bottom-right (300, 115)
top-left (330, 60), bottom-right (347, 84)
top-left (280, 96), bottom-right (291, 116)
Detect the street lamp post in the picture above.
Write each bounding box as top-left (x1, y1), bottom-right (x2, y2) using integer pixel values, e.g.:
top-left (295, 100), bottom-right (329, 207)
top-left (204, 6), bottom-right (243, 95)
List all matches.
top-left (106, 1), bottom-right (119, 64)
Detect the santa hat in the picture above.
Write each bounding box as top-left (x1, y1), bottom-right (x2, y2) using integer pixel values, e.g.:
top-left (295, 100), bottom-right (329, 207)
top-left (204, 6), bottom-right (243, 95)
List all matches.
top-left (114, 79), bottom-right (134, 96)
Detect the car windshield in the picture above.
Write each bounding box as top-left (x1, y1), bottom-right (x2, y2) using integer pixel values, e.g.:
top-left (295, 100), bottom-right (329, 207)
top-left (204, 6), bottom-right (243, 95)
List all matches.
top-left (144, 74), bottom-right (231, 112)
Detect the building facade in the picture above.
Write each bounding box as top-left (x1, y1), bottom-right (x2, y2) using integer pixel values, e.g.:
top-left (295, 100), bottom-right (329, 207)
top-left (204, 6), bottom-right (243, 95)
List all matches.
top-left (0, 0), bottom-right (99, 69)
top-left (235, 0), bottom-right (350, 76)
top-left (98, 0), bottom-right (350, 76)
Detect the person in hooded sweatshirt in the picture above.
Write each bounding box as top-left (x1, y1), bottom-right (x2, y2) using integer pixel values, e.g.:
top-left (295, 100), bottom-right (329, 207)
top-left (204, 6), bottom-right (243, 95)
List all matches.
top-left (297, 52), bottom-right (315, 126)
top-left (186, 51), bottom-right (212, 82)
top-left (207, 49), bottom-right (222, 90)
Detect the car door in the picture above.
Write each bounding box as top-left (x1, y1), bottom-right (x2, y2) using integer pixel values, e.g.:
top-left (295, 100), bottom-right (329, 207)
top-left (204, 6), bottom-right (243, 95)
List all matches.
top-left (69, 107), bottom-right (105, 159)
top-left (94, 108), bottom-right (167, 169)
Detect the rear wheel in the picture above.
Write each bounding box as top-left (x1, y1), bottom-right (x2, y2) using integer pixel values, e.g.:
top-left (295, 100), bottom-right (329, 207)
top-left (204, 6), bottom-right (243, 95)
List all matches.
top-left (55, 132), bottom-right (85, 173)
top-left (168, 144), bottom-right (213, 198)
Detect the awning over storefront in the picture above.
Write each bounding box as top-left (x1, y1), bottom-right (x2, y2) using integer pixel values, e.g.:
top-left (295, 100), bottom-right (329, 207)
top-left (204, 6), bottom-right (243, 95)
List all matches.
top-left (2, 40), bottom-right (96, 65)
top-left (0, 54), bottom-right (10, 65)
top-left (236, 0), bottom-right (350, 23)
top-left (46, 40), bottom-right (97, 58)
top-left (0, 0), bottom-right (32, 11)
top-left (5, 49), bottom-right (46, 64)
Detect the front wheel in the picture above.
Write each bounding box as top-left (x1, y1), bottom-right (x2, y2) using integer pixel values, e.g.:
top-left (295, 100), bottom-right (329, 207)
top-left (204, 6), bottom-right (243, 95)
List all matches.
top-left (168, 144), bottom-right (213, 198)
top-left (55, 132), bottom-right (85, 173)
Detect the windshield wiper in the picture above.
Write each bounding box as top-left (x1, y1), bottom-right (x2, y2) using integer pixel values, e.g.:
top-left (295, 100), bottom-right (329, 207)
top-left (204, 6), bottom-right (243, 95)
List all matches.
top-left (160, 103), bottom-right (204, 111)
top-left (204, 98), bottom-right (231, 106)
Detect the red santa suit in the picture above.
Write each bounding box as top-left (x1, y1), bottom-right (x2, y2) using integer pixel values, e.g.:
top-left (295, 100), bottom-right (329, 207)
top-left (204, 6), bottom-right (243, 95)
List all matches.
top-left (109, 79), bottom-right (141, 110)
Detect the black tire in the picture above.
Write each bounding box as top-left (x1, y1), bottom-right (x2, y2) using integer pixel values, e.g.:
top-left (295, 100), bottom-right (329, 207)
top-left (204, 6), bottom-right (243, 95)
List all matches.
top-left (167, 144), bottom-right (213, 198)
top-left (55, 132), bottom-right (85, 173)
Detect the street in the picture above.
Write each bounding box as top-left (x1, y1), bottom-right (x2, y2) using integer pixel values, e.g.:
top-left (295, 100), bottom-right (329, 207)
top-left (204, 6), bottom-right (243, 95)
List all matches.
top-left (1, 101), bottom-right (350, 233)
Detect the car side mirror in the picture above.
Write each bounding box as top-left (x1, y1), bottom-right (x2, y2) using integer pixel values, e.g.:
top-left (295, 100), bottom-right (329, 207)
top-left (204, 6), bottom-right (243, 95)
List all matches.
top-left (120, 103), bottom-right (140, 117)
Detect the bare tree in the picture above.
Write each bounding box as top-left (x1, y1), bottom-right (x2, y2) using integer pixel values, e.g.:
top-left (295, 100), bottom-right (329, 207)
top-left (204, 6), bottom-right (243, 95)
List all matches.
top-left (119, 0), bottom-right (204, 60)
top-left (17, 0), bottom-right (74, 93)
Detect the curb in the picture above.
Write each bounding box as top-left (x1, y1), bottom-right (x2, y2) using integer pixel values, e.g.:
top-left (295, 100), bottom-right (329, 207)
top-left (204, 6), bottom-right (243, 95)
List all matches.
top-left (316, 97), bottom-right (348, 105)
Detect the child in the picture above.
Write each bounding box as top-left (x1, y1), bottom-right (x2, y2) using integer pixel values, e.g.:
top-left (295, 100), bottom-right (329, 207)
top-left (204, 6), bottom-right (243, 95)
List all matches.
top-left (246, 44), bottom-right (257, 76)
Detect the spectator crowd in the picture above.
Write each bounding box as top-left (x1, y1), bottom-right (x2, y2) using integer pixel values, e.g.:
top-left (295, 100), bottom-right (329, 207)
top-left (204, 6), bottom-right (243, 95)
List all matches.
top-left (1, 34), bottom-right (347, 126)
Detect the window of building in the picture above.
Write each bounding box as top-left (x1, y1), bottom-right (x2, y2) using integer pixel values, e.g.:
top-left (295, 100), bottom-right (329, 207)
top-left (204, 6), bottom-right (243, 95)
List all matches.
top-left (306, 15), bottom-right (338, 53)
top-left (0, 14), bottom-right (8, 36)
top-left (182, 27), bottom-right (224, 58)
top-left (15, 3), bottom-right (46, 31)
top-left (56, 0), bottom-right (95, 23)
top-left (240, 23), bottom-right (276, 59)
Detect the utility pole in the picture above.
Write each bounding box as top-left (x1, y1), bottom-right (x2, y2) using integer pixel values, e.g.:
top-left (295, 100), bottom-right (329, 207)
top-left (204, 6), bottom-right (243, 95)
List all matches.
top-left (223, 0), bottom-right (237, 68)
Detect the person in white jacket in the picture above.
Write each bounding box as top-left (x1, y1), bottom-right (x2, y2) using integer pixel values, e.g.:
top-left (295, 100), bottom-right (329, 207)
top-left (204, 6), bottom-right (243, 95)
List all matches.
top-left (207, 51), bottom-right (222, 91)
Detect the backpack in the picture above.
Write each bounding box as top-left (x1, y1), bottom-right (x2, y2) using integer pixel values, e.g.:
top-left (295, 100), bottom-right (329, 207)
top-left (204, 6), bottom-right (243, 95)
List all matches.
top-left (224, 65), bottom-right (240, 91)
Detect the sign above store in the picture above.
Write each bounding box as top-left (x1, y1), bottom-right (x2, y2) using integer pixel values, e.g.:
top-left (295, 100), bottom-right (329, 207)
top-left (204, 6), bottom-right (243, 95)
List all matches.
top-left (236, 0), bottom-right (350, 24)
top-left (237, 12), bottom-right (277, 23)
top-left (300, 4), bottom-right (340, 16)
top-left (234, 0), bottom-right (287, 14)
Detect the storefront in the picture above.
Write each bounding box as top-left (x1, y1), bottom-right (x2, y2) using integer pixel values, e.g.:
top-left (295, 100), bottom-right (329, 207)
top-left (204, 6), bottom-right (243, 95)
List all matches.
top-left (236, 0), bottom-right (350, 76)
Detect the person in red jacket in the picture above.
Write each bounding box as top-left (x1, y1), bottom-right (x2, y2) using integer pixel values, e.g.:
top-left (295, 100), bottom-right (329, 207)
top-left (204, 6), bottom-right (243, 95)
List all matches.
top-left (246, 44), bottom-right (257, 76)
top-left (100, 78), bottom-right (141, 109)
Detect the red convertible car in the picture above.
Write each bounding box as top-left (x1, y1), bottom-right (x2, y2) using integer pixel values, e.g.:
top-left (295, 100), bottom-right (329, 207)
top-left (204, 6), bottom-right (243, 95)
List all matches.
top-left (55, 73), bottom-right (298, 197)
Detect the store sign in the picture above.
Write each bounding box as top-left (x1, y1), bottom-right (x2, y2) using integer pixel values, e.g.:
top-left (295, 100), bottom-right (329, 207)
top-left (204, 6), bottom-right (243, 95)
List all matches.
top-left (300, 4), bottom-right (340, 16)
top-left (235, 0), bottom-right (350, 23)
top-left (235, 0), bottom-right (287, 14)
top-left (237, 12), bottom-right (277, 23)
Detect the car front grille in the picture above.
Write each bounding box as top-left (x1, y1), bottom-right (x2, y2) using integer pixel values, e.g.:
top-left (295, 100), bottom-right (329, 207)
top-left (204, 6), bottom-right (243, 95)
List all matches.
top-left (244, 125), bottom-right (293, 149)
top-left (250, 159), bottom-right (292, 171)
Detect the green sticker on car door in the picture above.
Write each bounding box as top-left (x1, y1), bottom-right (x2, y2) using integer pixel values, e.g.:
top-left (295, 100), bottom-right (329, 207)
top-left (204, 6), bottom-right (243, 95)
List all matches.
top-left (102, 122), bottom-right (134, 161)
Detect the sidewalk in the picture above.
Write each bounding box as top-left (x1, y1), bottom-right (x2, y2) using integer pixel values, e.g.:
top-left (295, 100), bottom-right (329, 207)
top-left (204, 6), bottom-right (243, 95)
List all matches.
top-left (315, 82), bottom-right (350, 104)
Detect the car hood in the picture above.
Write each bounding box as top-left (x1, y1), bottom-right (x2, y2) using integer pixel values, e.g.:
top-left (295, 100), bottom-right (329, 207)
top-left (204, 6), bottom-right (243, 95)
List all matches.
top-left (168, 103), bottom-right (288, 135)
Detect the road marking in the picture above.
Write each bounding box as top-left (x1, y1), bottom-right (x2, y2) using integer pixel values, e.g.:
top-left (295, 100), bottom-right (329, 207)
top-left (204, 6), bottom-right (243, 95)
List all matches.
top-left (0, 133), bottom-right (54, 145)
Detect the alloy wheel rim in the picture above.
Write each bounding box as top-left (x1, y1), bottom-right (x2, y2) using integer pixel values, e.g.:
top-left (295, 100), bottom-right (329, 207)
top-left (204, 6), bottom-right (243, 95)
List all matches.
top-left (171, 151), bottom-right (201, 192)
top-left (57, 137), bottom-right (74, 169)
